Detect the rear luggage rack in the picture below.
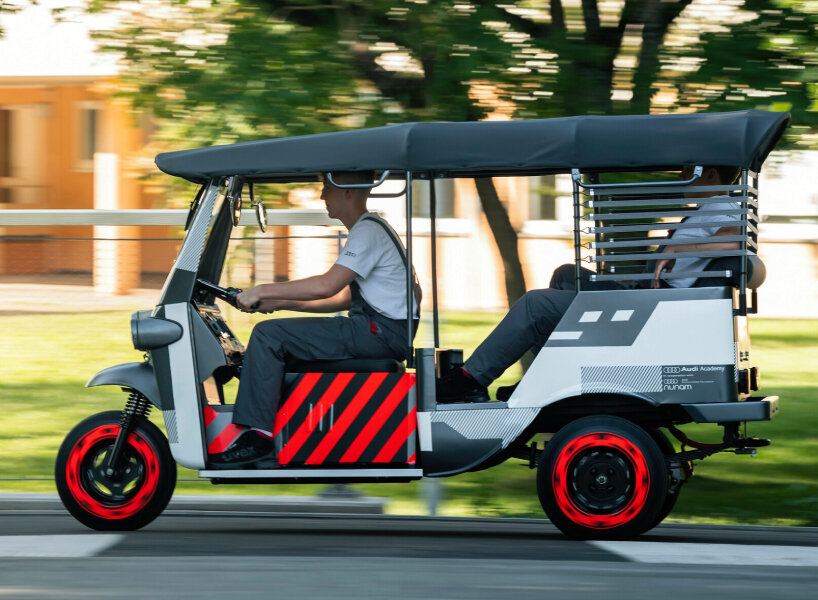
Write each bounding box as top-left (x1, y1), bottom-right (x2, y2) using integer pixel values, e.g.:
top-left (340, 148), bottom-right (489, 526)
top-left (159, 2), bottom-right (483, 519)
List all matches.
top-left (571, 167), bottom-right (760, 315)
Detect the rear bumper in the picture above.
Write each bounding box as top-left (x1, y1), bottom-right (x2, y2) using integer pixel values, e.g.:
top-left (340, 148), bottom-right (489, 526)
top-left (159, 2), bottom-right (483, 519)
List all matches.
top-left (681, 396), bottom-right (779, 423)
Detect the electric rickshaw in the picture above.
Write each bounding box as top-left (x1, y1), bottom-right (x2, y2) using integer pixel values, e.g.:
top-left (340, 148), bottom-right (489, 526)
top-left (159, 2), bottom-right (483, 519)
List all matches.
top-left (55, 110), bottom-right (787, 539)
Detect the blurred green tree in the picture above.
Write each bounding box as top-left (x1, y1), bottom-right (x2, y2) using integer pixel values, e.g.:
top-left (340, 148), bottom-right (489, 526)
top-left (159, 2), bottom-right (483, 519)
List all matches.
top-left (0, 0), bottom-right (26, 38)
top-left (85, 0), bottom-right (817, 305)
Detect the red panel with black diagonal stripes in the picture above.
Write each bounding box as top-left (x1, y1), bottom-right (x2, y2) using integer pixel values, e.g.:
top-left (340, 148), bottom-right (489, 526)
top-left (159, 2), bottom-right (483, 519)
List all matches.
top-left (272, 372), bottom-right (417, 467)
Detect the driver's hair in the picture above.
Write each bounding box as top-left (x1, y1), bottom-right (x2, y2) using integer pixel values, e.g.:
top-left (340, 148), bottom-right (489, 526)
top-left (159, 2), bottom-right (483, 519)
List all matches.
top-left (326, 171), bottom-right (375, 185)
top-left (322, 171), bottom-right (375, 200)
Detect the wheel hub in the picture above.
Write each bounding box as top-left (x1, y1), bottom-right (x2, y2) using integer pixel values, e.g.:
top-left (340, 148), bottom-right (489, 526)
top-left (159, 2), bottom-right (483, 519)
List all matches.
top-left (570, 450), bottom-right (634, 514)
top-left (81, 443), bottom-right (146, 504)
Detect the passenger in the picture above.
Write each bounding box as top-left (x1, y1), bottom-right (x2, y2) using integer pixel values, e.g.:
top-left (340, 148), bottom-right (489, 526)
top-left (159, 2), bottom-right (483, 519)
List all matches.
top-left (437, 166), bottom-right (742, 402)
top-left (211, 171), bottom-right (420, 467)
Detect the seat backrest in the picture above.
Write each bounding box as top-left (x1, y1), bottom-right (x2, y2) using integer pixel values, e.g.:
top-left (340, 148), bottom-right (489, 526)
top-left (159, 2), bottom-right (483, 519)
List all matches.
top-left (286, 357), bottom-right (405, 374)
top-left (692, 255), bottom-right (766, 289)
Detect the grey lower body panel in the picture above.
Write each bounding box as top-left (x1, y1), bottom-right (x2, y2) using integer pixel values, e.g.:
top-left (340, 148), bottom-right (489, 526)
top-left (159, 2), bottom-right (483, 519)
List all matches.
top-left (421, 405), bottom-right (540, 477)
top-left (681, 396), bottom-right (778, 423)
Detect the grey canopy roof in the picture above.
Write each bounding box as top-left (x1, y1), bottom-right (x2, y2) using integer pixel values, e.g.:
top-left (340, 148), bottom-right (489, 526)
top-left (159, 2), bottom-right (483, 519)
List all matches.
top-left (155, 110), bottom-right (789, 183)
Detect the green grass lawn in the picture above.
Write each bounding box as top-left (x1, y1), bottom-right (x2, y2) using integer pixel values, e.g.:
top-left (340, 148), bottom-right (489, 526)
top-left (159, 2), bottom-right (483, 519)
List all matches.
top-left (0, 308), bottom-right (815, 525)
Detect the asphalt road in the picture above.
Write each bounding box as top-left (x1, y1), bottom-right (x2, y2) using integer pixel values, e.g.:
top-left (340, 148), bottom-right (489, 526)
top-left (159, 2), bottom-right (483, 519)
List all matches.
top-left (1, 510), bottom-right (816, 599)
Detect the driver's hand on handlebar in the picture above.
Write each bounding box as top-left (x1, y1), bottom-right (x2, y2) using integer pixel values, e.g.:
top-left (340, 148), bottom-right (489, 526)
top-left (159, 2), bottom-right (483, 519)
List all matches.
top-left (236, 288), bottom-right (264, 313)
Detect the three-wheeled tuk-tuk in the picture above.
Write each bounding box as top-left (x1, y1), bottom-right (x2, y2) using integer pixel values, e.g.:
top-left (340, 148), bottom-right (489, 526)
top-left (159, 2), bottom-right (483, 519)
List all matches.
top-left (56, 110), bottom-right (787, 538)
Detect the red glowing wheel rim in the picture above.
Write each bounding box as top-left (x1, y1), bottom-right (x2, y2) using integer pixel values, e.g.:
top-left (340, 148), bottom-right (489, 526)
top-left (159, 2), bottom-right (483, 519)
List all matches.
top-left (552, 431), bottom-right (650, 530)
top-left (64, 425), bottom-right (160, 520)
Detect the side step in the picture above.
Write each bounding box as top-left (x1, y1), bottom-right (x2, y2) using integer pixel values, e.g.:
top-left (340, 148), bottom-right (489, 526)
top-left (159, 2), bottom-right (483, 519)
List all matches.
top-left (199, 468), bottom-right (424, 484)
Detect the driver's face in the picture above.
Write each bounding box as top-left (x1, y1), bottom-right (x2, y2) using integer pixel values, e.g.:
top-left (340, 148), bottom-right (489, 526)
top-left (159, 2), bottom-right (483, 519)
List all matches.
top-left (321, 183), bottom-right (346, 219)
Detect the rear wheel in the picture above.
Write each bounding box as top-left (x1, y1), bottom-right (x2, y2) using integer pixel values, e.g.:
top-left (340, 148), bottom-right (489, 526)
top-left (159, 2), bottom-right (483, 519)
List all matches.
top-left (55, 411), bottom-right (176, 531)
top-left (538, 416), bottom-right (667, 540)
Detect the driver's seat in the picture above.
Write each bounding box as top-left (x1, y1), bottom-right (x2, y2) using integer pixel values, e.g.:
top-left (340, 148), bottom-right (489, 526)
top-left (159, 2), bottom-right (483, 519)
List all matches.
top-left (286, 357), bottom-right (405, 374)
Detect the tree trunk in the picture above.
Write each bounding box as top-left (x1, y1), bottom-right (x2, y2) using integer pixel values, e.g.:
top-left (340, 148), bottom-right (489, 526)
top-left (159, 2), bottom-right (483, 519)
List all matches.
top-left (474, 178), bottom-right (527, 307)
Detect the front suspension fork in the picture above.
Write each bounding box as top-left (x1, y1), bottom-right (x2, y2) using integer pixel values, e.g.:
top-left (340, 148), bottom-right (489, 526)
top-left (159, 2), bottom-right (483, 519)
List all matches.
top-left (104, 389), bottom-right (151, 477)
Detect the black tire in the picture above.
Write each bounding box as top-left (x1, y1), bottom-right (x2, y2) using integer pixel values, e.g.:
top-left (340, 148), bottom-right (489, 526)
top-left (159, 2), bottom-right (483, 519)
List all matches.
top-left (646, 428), bottom-right (684, 531)
top-left (55, 411), bottom-right (176, 531)
top-left (537, 416), bottom-right (667, 540)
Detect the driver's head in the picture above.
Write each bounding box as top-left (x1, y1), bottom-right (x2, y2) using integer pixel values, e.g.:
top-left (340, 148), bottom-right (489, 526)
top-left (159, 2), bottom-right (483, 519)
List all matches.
top-left (321, 171), bottom-right (375, 200)
top-left (320, 170), bottom-right (375, 220)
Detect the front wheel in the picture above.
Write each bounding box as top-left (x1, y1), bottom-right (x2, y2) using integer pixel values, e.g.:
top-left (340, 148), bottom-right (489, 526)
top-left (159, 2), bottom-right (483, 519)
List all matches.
top-left (537, 416), bottom-right (667, 540)
top-left (55, 410), bottom-right (176, 531)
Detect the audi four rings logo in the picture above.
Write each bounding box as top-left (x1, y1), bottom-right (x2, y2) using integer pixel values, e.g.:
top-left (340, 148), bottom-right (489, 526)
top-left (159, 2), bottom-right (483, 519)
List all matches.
top-left (663, 367), bottom-right (681, 374)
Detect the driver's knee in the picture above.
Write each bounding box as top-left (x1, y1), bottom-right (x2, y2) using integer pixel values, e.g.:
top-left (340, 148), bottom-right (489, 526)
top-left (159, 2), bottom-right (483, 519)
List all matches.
top-left (549, 263), bottom-right (576, 290)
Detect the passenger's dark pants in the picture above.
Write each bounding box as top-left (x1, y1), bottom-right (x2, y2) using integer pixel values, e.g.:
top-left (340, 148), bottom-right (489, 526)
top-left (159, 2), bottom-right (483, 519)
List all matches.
top-left (233, 315), bottom-right (406, 431)
top-left (464, 264), bottom-right (628, 387)
top-left (548, 263), bottom-right (627, 291)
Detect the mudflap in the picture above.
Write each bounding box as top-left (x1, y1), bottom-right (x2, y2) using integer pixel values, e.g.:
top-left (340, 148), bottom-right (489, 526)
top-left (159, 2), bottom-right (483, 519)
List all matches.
top-left (86, 362), bottom-right (162, 410)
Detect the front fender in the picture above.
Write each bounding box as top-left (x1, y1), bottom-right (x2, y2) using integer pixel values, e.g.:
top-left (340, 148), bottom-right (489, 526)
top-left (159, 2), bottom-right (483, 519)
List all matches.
top-left (86, 362), bottom-right (162, 410)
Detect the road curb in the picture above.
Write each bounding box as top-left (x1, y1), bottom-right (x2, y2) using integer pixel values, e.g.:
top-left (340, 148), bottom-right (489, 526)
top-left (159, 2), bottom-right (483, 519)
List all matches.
top-left (0, 492), bottom-right (387, 515)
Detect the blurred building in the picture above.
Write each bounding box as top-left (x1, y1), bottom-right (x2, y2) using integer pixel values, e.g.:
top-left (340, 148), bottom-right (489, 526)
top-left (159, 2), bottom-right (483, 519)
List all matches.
top-left (1, 4), bottom-right (815, 318)
top-left (0, 3), bottom-right (171, 290)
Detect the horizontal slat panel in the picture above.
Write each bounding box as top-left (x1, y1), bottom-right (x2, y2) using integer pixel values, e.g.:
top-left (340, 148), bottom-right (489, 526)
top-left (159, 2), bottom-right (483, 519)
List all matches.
top-left (586, 184), bottom-right (756, 196)
top-left (587, 249), bottom-right (750, 263)
top-left (586, 219), bottom-right (756, 234)
top-left (587, 196), bottom-right (757, 209)
top-left (589, 235), bottom-right (752, 249)
top-left (589, 270), bottom-right (733, 282)
top-left (588, 208), bottom-right (746, 221)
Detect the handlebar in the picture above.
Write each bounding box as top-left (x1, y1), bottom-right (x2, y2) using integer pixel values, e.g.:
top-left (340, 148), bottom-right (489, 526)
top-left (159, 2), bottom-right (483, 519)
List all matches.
top-left (196, 279), bottom-right (261, 310)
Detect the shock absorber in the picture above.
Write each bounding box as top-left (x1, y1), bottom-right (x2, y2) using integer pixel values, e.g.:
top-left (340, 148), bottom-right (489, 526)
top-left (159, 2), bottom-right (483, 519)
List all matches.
top-left (104, 389), bottom-right (151, 477)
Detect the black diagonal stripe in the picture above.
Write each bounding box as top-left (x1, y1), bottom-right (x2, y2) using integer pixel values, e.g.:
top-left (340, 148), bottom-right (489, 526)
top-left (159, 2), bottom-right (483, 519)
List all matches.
top-left (278, 372), bottom-right (334, 450)
top-left (324, 372), bottom-right (400, 464)
top-left (290, 372), bottom-right (370, 465)
top-left (359, 388), bottom-right (412, 464)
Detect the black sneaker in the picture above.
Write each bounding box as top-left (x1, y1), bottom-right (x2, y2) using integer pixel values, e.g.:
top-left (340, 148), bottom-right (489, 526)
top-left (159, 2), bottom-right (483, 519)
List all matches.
top-left (436, 368), bottom-right (489, 403)
top-left (209, 431), bottom-right (277, 469)
top-left (496, 380), bottom-right (520, 402)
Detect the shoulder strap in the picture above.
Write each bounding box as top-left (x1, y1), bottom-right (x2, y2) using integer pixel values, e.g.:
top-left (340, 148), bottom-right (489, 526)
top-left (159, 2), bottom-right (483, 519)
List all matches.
top-left (361, 214), bottom-right (422, 315)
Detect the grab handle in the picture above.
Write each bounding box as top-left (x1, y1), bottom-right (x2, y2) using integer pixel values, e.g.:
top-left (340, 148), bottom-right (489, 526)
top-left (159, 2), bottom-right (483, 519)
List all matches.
top-left (571, 166), bottom-right (702, 190)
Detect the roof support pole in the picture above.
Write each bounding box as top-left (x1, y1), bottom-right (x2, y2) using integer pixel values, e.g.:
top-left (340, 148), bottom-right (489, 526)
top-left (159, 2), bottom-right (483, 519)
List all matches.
top-left (571, 169), bottom-right (583, 292)
top-left (739, 168), bottom-right (749, 315)
top-left (405, 171), bottom-right (415, 367)
top-left (429, 174), bottom-right (440, 348)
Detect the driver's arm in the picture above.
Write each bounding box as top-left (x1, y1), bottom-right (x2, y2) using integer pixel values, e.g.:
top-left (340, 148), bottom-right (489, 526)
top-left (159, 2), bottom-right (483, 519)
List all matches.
top-left (254, 287), bottom-right (352, 314)
top-left (236, 264), bottom-right (357, 312)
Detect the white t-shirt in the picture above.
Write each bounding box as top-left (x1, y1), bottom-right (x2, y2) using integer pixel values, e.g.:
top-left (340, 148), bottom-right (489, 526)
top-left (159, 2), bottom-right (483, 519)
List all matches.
top-left (668, 196), bottom-right (742, 288)
top-left (335, 214), bottom-right (420, 320)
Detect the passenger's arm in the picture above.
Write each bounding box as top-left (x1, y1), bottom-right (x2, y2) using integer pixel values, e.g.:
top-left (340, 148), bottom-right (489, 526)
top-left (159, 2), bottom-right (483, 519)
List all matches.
top-left (652, 226), bottom-right (742, 288)
top-left (236, 264), bottom-right (358, 312)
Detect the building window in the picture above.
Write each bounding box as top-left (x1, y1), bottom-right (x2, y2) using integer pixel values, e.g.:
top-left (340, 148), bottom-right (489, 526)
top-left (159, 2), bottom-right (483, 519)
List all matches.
top-left (411, 178), bottom-right (455, 218)
top-left (529, 175), bottom-right (557, 220)
top-left (80, 108), bottom-right (98, 160)
top-left (0, 109), bottom-right (10, 204)
top-left (0, 109), bottom-right (10, 177)
top-left (77, 104), bottom-right (101, 170)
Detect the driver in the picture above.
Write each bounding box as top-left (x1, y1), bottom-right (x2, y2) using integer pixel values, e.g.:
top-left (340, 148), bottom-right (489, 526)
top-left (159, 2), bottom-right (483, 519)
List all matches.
top-left (210, 171), bottom-right (420, 467)
top-left (436, 165), bottom-right (742, 402)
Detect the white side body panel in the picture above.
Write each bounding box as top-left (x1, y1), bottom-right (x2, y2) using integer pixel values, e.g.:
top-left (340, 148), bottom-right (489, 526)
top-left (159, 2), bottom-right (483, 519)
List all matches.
top-left (509, 296), bottom-right (735, 409)
top-left (164, 302), bottom-right (205, 469)
top-left (156, 183), bottom-right (220, 470)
